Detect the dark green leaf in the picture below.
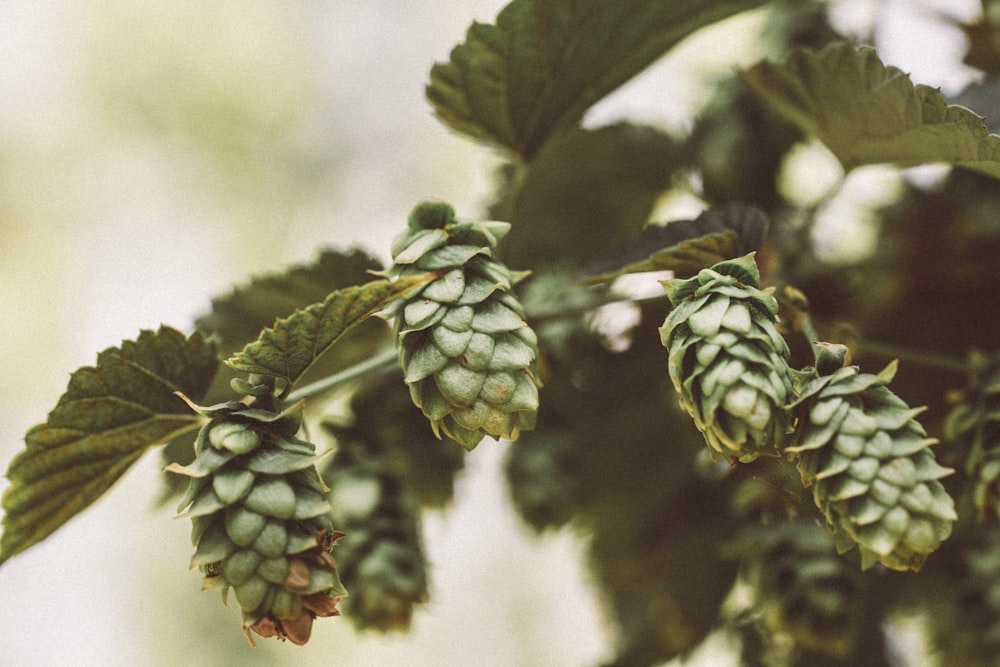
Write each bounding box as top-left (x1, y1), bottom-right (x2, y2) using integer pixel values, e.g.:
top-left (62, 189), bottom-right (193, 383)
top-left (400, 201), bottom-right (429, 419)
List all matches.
top-left (1, 326), bottom-right (218, 565)
top-left (581, 205), bottom-right (768, 284)
top-left (427, 0), bottom-right (768, 158)
top-left (496, 124), bottom-right (682, 267)
top-left (743, 42), bottom-right (1000, 178)
top-left (197, 248), bottom-right (384, 355)
top-left (226, 275), bottom-right (434, 387)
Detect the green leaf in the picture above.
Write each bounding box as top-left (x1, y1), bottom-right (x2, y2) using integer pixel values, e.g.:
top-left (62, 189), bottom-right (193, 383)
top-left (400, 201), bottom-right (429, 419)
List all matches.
top-left (496, 123), bottom-right (682, 267)
top-left (1, 326), bottom-right (218, 565)
top-left (427, 0), bottom-right (769, 158)
top-left (581, 205), bottom-right (768, 284)
top-left (743, 42), bottom-right (1000, 178)
top-left (226, 276), bottom-right (434, 387)
top-left (197, 248), bottom-right (384, 355)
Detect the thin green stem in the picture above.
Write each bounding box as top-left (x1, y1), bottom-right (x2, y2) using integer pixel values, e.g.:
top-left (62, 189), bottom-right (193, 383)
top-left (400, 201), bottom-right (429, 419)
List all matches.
top-left (286, 346), bottom-right (398, 403)
top-left (853, 339), bottom-right (969, 374)
top-left (799, 316), bottom-right (821, 346)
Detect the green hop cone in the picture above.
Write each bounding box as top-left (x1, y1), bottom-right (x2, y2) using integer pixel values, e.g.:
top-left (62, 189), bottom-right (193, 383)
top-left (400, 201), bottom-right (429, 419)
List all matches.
top-left (168, 382), bottom-right (347, 646)
top-left (325, 443), bottom-right (428, 631)
top-left (388, 202), bottom-right (540, 450)
top-left (926, 530), bottom-right (1000, 664)
top-left (734, 522), bottom-right (865, 658)
top-left (943, 354), bottom-right (1000, 519)
top-left (659, 252), bottom-right (793, 462)
top-left (786, 343), bottom-right (957, 572)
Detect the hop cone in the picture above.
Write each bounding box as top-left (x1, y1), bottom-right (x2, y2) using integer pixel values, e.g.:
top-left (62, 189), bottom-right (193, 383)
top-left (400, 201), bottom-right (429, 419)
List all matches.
top-left (735, 522), bottom-right (865, 657)
top-left (388, 202), bottom-right (540, 450)
top-left (168, 383), bottom-right (346, 645)
top-left (926, 530), bottom-right (1000, 664)
top-left (943, 355), bottom-right (1000, 518)
top-left (659, 253), bottom-right (793, 462)
top-left (786, 343), bottom-right (957, 571)
top-left (324, 442), bottom-right (428, 631)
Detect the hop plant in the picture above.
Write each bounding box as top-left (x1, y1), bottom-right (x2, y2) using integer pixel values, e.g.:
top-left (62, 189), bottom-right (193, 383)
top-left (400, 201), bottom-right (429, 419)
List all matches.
top-left (786, 343), bottom-right (957, 571)
top-left (659, 252), bottom-right (793, 462)
top-left (388, 201), bottom-right (540, 449)
top-left (168, 380), bottom-right (347, 646)
top-left (943, 354), bottom-right (1000, 519)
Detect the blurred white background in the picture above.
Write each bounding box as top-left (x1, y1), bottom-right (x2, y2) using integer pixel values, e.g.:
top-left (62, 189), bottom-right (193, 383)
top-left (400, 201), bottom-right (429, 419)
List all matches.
top-left (0, 1), bottom-right (981, 665)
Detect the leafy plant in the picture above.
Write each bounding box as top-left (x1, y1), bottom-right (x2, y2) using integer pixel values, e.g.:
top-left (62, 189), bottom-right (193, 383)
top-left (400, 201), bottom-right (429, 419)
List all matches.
top-left (5, 0), bottom-right (1000, 664)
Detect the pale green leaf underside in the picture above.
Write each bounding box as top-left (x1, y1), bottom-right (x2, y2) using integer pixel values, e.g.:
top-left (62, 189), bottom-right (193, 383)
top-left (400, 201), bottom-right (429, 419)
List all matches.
top-left (427, 0), bottom-right (768, 158)
top-left (1, 326), bottom-right (218, 565)
top-left (744, 42), bottom-right (1000, 178)
top-left (226, 275), bottom-right (434, 387)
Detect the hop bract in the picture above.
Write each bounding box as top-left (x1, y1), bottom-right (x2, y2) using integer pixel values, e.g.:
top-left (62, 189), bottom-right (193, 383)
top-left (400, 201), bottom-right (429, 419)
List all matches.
top-left (786, 344), bottom-right (957, 572)
top-left (943, 355), bottom-right (1000, 519)
top-left (168, 386), bottom-right (347, 645)
top-left (659, 253), bottom-right (793, 462)
top-left (388, 202), bottom-right (540, 450)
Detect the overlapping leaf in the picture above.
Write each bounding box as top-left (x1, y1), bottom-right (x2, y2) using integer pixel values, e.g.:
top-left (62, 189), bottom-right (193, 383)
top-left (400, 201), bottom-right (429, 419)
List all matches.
top-left (743, 42), bottom-right (1000, 178)
top-left (197, 248), bottom-right (384, 355)
top-left (1, 326), bottom-right (218, 565)
top-left (427, 0), bottom-right (768, 158)
top-left (226, 275), bottom-right (434, 387)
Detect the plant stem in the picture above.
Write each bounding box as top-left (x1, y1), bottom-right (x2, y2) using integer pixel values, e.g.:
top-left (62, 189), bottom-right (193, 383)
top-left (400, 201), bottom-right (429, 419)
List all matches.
top-left (853, 340), bottom-right (969, 374)
top-left (286, 346), bottom-right (398, 403)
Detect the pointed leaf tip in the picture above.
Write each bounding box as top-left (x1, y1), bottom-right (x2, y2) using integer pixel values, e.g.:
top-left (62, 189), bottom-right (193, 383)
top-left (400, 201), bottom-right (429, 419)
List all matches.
top-left (226, 275), bottom-right (434, 387)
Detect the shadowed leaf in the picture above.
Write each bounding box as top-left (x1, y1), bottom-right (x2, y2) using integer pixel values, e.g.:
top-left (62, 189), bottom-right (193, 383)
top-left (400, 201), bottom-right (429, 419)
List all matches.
top-left (1, 326), bottom-right (218, 565)
top-left (497, 124), bottom-right (682, 267)
top-left (744, 42), bottom-right (1000, 178)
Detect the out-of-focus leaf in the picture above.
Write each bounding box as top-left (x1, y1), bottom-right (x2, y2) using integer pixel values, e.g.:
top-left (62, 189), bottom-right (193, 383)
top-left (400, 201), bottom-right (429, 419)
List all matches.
top-left (958, 7), bottom-right (1000, 76)
top-left (743, 42), bottom-right (1000, 178)
top-left (581, 205), bottom-right (769, 284)
top-left (226, 275), bottom-right (433, 388)
top-left (427, 0), bottom-right (768, 158)
top-left (496, 124), bottom-right (681, 267)
top-left (1, 326), bottom-right (218, 565)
